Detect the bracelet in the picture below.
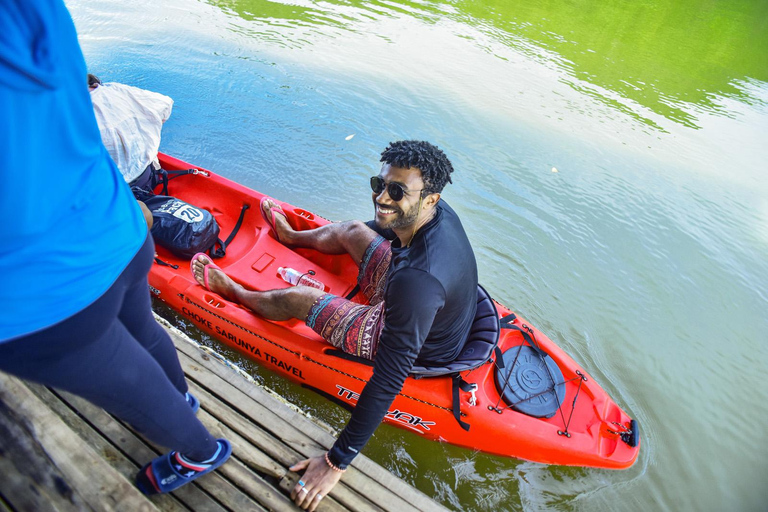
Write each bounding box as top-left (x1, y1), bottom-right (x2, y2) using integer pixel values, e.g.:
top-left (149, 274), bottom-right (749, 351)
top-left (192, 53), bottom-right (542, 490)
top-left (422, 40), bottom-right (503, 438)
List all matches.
top-left (324, 452), bottom-right (346, 473)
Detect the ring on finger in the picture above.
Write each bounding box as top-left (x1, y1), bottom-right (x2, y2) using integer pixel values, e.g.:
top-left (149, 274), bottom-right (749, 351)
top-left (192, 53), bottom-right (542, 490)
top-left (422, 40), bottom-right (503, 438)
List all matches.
top-left (316, 493), bottom-right (323, 500)
top-left (300, 487), bottom-right (309, 495)
top-left (298, 480), bottom-right (306, 487)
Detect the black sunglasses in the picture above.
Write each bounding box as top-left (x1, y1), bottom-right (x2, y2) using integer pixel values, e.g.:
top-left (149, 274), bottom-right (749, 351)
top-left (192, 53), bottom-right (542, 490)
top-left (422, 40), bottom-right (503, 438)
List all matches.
top-left (370, 176), bottom-right (423, 202)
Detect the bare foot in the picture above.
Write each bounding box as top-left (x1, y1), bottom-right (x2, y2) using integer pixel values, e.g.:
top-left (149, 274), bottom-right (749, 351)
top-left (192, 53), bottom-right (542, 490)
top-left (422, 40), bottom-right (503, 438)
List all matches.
top-left (262, 198), bottom-right (294, 244)
top-left (191, 253), bottom-right (241, 302)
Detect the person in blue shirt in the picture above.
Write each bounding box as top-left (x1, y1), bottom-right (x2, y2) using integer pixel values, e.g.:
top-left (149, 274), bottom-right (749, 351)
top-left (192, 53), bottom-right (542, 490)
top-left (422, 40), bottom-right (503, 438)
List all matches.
top-left (0, 0), bottom-right (230, 494)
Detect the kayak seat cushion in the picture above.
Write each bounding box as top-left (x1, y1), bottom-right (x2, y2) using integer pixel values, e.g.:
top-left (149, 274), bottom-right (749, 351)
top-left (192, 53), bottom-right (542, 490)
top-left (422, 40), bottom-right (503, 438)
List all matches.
top-left (410, 285), bottom-right (500, 377)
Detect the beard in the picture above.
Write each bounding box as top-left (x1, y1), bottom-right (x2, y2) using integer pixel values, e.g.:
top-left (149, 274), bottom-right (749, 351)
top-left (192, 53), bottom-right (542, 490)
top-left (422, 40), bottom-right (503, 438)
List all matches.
top-left (374, 200), bottom-right (420, 231)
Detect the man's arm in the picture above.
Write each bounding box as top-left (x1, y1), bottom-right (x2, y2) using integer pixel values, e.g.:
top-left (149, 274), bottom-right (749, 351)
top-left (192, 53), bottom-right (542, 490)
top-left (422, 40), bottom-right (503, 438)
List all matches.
top-left (289, 269), bottom-right (445, 510)
top-left (328, 269), bottom-right (445, 467)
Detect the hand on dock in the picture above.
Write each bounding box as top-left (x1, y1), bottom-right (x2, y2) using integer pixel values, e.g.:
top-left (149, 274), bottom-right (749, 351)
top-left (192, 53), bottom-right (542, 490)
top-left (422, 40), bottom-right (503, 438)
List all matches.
top-left (290, 455), bottom-right (343, 511)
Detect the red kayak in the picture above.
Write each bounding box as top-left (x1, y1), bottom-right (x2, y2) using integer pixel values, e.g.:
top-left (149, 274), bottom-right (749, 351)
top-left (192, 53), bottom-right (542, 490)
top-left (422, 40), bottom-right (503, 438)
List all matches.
top-left (148, 152), bottom-right (640, 469)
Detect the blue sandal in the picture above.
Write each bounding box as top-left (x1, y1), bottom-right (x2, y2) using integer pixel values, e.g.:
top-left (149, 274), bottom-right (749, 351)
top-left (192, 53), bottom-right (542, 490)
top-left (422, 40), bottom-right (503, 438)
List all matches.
top-left (185, 392), bottom-right (200, 414)
top-left (135, 439), bottom-right (232, 495)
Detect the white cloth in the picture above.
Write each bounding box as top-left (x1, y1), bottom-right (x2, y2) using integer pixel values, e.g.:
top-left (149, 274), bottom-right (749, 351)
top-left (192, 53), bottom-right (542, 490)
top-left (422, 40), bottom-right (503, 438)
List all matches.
top-left (90, 82), bottom-right (173, 183)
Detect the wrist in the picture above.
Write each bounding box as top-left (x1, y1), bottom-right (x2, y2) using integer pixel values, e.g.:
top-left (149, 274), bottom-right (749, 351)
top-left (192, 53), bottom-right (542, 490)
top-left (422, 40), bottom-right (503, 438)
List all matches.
top-left (324, 451), bottom-right (347, 473)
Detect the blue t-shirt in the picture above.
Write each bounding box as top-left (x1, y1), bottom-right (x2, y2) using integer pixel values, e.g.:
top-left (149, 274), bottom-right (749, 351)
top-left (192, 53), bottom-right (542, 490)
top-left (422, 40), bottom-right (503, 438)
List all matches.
top-left (0, 0), bottom-right (147, 341)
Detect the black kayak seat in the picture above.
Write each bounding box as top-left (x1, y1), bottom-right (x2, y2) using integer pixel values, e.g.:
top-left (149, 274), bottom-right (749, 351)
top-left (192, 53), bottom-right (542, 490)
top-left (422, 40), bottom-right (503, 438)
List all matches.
top-left (326, 285), bottom-right (501, 431)
top-left (409, 285), bottom-right (501, 432)
top-left (410, 284), bottom-right (500, 377)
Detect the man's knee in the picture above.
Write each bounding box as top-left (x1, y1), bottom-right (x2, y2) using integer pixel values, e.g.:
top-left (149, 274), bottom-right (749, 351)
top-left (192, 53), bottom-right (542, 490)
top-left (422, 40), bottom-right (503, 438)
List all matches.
top-left (339, 220), bottom-right (377, 259)
top-left (344, 220), bottom-right (375, 239)
top-left (340, 220), bottom-right (377, 247)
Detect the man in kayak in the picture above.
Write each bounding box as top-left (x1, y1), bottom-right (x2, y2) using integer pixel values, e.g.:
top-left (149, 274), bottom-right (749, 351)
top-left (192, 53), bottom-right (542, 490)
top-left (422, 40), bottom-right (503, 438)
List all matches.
top-left (191, 140), bottom-right (478, 511)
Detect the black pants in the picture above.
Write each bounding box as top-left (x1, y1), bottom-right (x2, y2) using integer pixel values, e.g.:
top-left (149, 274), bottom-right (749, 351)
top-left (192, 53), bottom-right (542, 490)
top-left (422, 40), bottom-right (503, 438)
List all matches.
top-left (0, 235), bottom-right (217, 460)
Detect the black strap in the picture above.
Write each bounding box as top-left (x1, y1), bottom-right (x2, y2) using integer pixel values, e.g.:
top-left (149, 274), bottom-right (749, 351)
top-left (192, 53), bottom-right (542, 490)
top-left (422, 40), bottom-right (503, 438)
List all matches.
top-left (344, 284), bottom-right (361, 300)
top-left (153, 257), bottom-right (179, 269)
top-left (210, 204), bottom-right (250, 259)
top-left (325, 349), bottom-right (375, 367)
top-left (503, 323), bottom-right (550, 359)
top-left (154, 168), bottom-right (199, 196)
top-left (451, 375), bottom-right (475, 431)
top-left (495, 313), bottom-right (520, 368)
top-left (500, 315), bottom-right (550, 360)
top-left (499, 313), bottom-right (517, 328)
top-left (494, 345), bottom-right (505, 369)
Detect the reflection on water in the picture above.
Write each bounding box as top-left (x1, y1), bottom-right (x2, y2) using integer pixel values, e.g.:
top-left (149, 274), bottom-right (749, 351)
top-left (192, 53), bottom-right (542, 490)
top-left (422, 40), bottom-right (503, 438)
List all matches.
top-left (72, 0), bottom-right (768, 510)
top-left (209, 0), bottom-right (768, 129)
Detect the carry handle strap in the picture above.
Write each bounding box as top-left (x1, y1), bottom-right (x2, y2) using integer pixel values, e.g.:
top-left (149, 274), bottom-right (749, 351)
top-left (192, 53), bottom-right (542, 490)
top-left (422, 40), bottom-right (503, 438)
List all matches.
top-left (499, 313), bottom-right (517, 328)
top-left (493, 312), bottom-right (519, 369)
top-left (502, 321), bottom-right (549, 360)
top-left (209, 204), bottom-right (250, 259)
top-left (451, 374), bottom-right (476, 432)
top-left (154, 168), bottom-right (207, 196)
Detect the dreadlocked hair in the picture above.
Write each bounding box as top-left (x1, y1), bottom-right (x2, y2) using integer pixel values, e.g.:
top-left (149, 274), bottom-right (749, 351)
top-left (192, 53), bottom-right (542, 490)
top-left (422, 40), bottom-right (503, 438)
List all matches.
top-left (380, 140), bottom-right (454, 194)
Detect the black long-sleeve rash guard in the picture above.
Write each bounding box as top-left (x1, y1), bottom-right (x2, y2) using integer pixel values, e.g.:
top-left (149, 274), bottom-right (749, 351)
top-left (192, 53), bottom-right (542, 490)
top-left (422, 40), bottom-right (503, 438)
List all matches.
top-left (327, 200), bottom-right (478, 468)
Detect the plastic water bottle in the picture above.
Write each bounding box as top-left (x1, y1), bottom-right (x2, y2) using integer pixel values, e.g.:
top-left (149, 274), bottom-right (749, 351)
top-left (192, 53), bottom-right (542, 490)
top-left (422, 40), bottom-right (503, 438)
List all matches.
top-left (277, 267), bottom-right (325, 290)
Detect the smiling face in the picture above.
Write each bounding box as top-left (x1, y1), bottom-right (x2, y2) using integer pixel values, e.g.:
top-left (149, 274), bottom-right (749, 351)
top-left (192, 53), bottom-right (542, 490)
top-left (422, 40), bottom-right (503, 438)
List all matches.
top-left (372, 164), bottom-right (426, 232)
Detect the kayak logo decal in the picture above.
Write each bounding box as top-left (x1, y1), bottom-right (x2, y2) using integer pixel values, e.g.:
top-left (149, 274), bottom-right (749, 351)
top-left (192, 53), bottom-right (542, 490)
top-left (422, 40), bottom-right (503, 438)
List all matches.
top-left (335, 384), bottom-right (436, 431)
top-left (521, 368), bottom-right (543, 388)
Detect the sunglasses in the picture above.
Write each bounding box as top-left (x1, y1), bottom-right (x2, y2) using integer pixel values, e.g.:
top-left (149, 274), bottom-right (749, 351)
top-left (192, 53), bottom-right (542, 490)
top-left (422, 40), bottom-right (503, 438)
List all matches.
top-left (370, 176), bottom-right (423, 202)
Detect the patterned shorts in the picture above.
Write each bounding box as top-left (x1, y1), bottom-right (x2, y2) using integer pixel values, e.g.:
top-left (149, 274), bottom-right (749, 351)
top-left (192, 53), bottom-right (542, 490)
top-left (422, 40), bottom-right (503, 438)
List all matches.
top-left (305, 236), bottom-right (391, 360)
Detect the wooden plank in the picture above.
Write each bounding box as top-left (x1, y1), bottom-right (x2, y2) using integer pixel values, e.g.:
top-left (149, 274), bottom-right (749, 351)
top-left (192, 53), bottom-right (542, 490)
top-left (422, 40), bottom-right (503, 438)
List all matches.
top-left (175, 461), bottom-right (266, 512)
top-left (177, 349), bottom-right (324, 452)
top-left (211, 457), bottom-right (294, 512)
top-left (175, 337), bottom-right (336, 443)
top-left (277, 472), bottom-right (350, 512)
top-left (99, 396), bottom-right (269, 512)
top-left (192, 391), bottom-right (286, 479)
top-left (24, 384), bottom-right (190, 512)
top-left (184, 366), bottom-right (385, 512)
top-left (0, 373), bottom-right (156, 512)
top-left (186, 379), bottom-right (305, 467)
top-left (0, 321), bottom-right (447, 512)
top-left (51, 390), bottom-right (226, 512)
top-left (177, 344), bottom-right (411, 512)
top-left (0, 411), bottom-right (85, 512)
top-left (193, 395), bottom-right (349, 512)
top-left (173, 330), bottom-right (445, 512)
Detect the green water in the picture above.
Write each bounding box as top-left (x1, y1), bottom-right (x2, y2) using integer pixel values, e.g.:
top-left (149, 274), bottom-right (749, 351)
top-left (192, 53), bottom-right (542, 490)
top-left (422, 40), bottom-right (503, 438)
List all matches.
top-left (70, 0), bottom-right (768, 510)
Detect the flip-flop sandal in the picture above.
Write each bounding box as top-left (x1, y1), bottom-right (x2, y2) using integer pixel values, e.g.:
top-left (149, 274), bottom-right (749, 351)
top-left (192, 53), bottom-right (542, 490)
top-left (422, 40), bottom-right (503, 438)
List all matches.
top-left (185, 392), bottom-right (200, 414)
top-left (135, 439), bottom-right (232, 495)
top-left (260, 196), bottom-right (288, 243)
top-left (190, 252), bottom-right (221, 292)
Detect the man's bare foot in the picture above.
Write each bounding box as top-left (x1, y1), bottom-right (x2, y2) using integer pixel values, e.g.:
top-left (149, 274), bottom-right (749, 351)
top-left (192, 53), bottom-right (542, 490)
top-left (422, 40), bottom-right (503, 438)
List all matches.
top-left (191, 253), bottom-right (241, 302)
top-left (262, 198), bottom-right (294, 244)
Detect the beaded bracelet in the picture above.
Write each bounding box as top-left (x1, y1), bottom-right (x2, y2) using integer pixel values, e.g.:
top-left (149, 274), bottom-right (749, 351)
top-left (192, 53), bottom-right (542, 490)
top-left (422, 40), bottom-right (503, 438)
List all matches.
top-left (325, 452), bottom-right (347, 473)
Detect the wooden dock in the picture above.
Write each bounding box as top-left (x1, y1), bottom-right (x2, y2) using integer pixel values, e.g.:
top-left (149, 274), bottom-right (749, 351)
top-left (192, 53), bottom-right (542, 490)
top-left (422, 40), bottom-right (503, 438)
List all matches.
top-left (0, 319), bottom-right (450, 512)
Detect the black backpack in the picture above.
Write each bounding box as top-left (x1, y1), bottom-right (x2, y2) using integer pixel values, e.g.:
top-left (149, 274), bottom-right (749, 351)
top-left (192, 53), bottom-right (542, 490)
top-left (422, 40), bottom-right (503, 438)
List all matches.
top-left (132, 187), bottom-right (221, 259)
top-left (133, 168), bottom-right (249, 260)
